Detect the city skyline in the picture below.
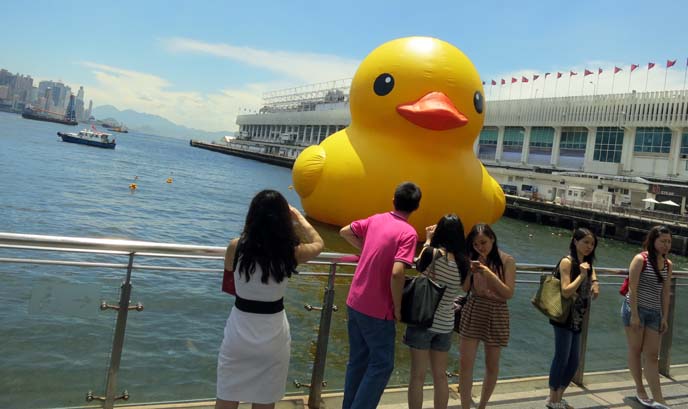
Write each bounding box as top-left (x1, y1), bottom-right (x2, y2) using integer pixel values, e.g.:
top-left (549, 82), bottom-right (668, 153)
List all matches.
top-left (2, 0), bottom-right (688, 132)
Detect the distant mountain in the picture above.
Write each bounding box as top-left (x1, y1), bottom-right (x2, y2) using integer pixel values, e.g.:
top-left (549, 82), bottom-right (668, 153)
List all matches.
top-left (91, 105), bottom-right (232, 141)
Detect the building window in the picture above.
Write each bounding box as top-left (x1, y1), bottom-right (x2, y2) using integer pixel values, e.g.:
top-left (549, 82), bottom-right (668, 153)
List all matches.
top-left (594, 127), bottom-right (624, 163)
top-left (479, 127), bottom-right (498, 145)
top-left (634, 127), bottom-right (671, 153)
top-left (503, 127), bottom-right (524, 148)
top-left (530, 127), bottom-right (554, 148)
top-left (560, 127), bottom-right (588, 150)
top-left (680, 131), bottom-right (688, 155)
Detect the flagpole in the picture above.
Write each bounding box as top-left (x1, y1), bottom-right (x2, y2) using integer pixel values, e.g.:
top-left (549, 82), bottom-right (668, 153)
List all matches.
top-left (543, 76), bottom-right (547, 98)
top-left (645, 66), bottom-right (650, 92)
top-left (554, 77), bottom-right (558, 97)
top-left (567, 75), bottom-right (572, 96)
top-left (684, 59), bottom-right (688, 90)
top-left (530, 78), bottom-right (535, 99)
top-left (664, 67), bottom-right (668, 91)
top-left (581, 75), bottom-right (585, 95)
top-left (595, 72), bottom-right (599, 96)
top-left (509, 83), bottom-right (513, 100)
top-left (612, 72), bottom-right (616, 94)
top-left (498, 83), bottom-right (502, 100)
top-left (628, 69), bottom-right (633, 92)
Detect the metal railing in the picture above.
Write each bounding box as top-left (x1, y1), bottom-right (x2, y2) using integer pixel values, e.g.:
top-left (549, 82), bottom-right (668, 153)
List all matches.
top-left (0, 232), bottom-right (686, 408)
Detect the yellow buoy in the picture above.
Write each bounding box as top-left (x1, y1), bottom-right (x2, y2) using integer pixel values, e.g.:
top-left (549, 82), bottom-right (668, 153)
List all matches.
top-left (166, 177), bottom-right (173, 184)
top-left (129, 183), bottom-right (137, 191)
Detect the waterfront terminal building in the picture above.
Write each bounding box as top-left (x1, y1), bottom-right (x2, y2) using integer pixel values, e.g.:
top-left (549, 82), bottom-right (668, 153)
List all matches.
top-left (234, 81), bottom-right (688, 215)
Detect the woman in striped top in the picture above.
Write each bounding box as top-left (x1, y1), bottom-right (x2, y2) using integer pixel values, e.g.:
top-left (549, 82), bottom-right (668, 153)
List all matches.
top-left (404, 214), bottom-right (469, 409)
top-left (622, 226), bottom-right (673, 409)
top-left (459, 224), bottom-right (516, 409)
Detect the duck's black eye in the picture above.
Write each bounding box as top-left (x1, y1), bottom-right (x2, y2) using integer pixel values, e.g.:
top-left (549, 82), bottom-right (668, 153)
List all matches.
top-left (373, 73), bottom-right (395, 96)
top-left (473, 91), bottom-right (484, 114)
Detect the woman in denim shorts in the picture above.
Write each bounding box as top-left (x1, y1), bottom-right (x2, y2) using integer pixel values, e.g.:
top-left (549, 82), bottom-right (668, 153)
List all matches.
top-left (622, 226), bottom-right (673, 409)
top-left (403, 215), bottom-right (469, 409)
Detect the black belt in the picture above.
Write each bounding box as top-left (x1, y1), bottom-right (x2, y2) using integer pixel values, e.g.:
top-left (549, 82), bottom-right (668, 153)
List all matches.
top-left (235, 295), bottom-right (284, 314)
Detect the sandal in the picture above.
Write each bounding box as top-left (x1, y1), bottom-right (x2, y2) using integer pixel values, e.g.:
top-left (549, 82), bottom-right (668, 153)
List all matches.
top-left (636, 394), bottom-right (654, 407)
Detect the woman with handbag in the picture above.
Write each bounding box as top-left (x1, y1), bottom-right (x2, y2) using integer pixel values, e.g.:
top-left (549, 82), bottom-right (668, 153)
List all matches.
top-left (622, 226), bottom-right (673, 409)
top-left (546, 228), bottom-right (599, 409)
top-left (216, 190), bottom-right (324, 409)
top-left (458, 224), bottom-right (516, 409)
top-left (404, 214), bottom-right (469, 409)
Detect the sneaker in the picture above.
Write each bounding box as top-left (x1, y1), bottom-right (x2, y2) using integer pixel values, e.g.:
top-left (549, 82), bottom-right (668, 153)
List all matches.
top-left (651, 402), bottom-right (671, 409)
top-left (560, 398), bottom-right (574, 408)
top-left (636, 394), bottom-right (654, 407)
top-left (545, 402), bottom-right (564, 409)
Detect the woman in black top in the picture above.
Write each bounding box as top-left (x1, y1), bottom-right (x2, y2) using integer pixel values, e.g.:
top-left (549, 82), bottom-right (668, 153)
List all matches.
top-left (546, 228), bottom-right (599, 409)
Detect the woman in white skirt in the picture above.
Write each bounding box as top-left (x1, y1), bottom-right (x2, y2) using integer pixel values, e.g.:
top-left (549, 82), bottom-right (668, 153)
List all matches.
top-left (216, 190), bottom-right (324, 409)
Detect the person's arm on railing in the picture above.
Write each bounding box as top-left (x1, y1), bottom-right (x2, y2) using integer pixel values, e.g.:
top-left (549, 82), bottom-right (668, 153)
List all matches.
top-left (339, 225), bottom-right (362, 250)
top-left (590, 268), bottom-right (600, 299)
top-left (660, 260), bottom-right (673, 334)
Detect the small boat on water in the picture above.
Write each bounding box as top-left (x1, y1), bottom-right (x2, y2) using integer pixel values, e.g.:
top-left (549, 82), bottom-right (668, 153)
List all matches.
top-left (57, 127), bottom-right (116, 149)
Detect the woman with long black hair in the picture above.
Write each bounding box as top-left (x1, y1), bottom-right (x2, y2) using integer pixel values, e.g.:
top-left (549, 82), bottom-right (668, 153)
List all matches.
top-left (216, 190), bottom-right (324, 409)
top-left (405, 214), bottom-right (470, 409)
top-left (459, 223), bottom-right (516, 409)
top-left (623, 225), bottom-right (673, 409)
top-left (546, 228), bottom-right (600, 409)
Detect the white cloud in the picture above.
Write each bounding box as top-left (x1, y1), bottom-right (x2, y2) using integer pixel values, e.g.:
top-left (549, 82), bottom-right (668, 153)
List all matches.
top-left (484, 60), bottom-right (688, 100)
top-left (79, 61), bottom-right (277, 132)
top-left (73, 39), bottom-right (362, 132)
top-left (162, 37), bottom-right (359, 84)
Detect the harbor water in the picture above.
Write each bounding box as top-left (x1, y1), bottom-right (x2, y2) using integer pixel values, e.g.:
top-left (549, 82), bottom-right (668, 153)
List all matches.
top-left (1, 111), bottom-right (687, 408)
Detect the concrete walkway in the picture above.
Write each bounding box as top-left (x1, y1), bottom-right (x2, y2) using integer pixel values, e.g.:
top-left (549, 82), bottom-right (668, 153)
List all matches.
top-left (124, 365), bottom-right (688, 409)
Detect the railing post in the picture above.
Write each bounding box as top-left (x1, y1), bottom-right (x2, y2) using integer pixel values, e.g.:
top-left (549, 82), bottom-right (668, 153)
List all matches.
top-left (572, 298), bottom-right (592, 386)
top-left (307, 263), bottom-right (337, 409)
top-left (659, 276), bottom-right (677, 377)
top-left (103, 253), bottom-right (135, 409)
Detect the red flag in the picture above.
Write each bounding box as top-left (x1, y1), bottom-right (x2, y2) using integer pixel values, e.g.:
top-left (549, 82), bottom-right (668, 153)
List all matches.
top-left (511, 77), bottom-right (518, 83)
top-left (631, 64), bottom-right (639, 72)
top-left (667, 59), bottom-right (677, 68)
top-left (501, 79), bottom-right (506, 85)
top-left (521, 76), bottom-right (529, 83)
top-left (545, 72), bottom-right (551, 78)
top-left (614, 66), bottom-right (622, 74)
top-left (556, 72), bottom-right (562, 78)
top-left (491, 80), bottom-right (497, 85)
top-left (598, 68), bottom-right (603, 74)
top-left (533, 74), bottom-right (540, 81)
top-left (570, 70), bottom-right (578, 76)
top-left (584, 69), bottom-right (593, 76)
top-left (648, 62), bottom-right (655, 70)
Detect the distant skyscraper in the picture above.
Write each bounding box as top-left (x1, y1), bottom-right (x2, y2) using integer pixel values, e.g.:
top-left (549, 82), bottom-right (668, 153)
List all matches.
top-left (43, 87), bottom-right (52, 110)
top-left (75, 86), bottom-right (85, 120)
top-left (86, 99), bottom-right (93, 120)
top-left (38, 81), bottom-right (70, 110)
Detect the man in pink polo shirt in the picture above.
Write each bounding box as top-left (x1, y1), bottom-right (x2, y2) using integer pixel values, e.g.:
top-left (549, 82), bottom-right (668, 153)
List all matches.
top-left (340, 182), bottom-right (421, 409)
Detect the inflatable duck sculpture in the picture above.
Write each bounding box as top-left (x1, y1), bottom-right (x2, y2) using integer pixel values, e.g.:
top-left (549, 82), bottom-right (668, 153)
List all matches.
top-left (292, 37), bottom-right (505, 235)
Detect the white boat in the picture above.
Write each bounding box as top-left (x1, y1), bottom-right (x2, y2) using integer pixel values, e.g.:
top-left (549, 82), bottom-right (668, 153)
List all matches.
top-left (57, 127), bottom-right (116, 149)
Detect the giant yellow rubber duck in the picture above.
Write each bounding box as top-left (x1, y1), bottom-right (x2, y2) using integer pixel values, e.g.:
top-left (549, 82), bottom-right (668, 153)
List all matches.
top-left (292, 37), bottom-right (505, 235)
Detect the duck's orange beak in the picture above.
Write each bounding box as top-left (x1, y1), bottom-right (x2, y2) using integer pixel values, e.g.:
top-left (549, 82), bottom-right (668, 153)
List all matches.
top-left (396, 91), bottom-right (468, 131)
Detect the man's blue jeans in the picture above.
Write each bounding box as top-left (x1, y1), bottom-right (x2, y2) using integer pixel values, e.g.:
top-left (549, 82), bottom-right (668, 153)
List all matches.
top-left (343, 306), bottom-right (396, 409)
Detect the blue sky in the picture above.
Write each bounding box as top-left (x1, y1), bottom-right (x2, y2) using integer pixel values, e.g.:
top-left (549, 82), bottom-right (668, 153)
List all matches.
top-left (3, 0), bottom-right (687, 131)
